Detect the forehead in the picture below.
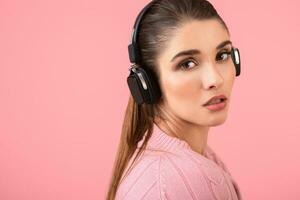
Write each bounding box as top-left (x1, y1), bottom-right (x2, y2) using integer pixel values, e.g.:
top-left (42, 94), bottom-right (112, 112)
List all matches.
top-left (160, 19), bottom-right (230, 59)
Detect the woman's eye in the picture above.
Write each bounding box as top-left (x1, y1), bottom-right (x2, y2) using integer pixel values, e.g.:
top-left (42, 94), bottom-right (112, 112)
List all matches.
top-left (216, 51), bottom-right (231, 62)
top-left (177, 58), bottom-right (197, 70)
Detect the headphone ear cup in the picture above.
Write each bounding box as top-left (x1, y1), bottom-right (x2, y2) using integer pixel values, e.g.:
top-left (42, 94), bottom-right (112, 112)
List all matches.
top-left (231, 47), bottom-right (241, 76)
top-left (127, 68), bottom-right (145, 105)
top-left (127, 67), bottom-right (161, 104)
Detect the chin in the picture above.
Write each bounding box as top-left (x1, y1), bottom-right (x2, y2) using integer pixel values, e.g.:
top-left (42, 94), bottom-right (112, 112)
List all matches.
top-left (190, 113), bottom-right (227, 127)
top-left (203, 113), bottom-right (228, 127)
top-left (209, 118), bottom-right (227, 127)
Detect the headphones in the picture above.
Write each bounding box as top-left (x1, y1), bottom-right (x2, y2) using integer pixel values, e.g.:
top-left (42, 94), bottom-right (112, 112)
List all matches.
top-left (127, 0), bottom-right (241, 105)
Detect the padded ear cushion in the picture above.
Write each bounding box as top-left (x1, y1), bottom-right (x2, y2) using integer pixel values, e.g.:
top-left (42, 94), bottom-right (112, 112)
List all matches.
top-left (231, 47), bottom-right (241, 76)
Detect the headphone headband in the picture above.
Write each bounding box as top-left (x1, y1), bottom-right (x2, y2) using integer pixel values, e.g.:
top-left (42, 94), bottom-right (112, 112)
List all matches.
top-left (128, 0), bottom-right (156, 64)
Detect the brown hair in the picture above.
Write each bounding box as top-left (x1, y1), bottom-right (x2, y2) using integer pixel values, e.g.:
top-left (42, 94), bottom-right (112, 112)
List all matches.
top-left (106, 0), bottom-right (229, 199)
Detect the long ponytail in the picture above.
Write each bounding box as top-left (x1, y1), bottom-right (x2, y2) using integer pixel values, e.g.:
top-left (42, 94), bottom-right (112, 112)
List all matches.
top-left (106, 95), bottom-right (155, 200)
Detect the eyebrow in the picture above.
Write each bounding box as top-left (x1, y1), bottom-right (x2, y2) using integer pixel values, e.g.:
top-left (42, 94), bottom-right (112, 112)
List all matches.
top-left (170, 40), bottom-right (232, 62)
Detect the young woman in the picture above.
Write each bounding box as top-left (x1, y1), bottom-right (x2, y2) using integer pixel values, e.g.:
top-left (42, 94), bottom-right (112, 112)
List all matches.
top-left (107, 0), bottom-right (242, 199)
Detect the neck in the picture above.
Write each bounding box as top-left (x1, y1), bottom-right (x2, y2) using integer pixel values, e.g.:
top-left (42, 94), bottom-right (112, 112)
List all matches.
top-left (154, 115), bottom-right (209, 155)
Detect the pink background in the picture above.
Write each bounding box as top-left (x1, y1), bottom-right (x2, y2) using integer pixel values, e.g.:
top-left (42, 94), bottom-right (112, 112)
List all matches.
top-left (0, 0), bottom-right (299, 199)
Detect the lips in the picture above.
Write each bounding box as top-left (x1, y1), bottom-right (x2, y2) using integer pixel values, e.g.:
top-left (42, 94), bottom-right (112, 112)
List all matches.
top-left (203, 94), bottom-right (227, 106)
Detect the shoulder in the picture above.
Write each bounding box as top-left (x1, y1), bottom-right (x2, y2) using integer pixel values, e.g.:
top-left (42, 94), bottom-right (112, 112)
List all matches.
top-left (115, 152), bottom-right (163, 200)
top-left (115, 151), bottom-right (217, 200)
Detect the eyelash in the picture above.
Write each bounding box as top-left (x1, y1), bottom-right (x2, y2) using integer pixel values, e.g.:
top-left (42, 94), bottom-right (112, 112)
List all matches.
top-left (177, 50), bottom-right (232, 71)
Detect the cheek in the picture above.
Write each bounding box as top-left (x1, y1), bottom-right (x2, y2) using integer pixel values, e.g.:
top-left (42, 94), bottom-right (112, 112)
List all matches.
top-left (219, 64), bottom-right (235, 100)
top-left (224, 63), bottom-right (236, 86)
top-left (161, 73), bottom-right (200, 104)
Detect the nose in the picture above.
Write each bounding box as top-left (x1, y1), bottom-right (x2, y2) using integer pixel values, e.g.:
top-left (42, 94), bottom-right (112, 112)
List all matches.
top-left (201, 61), bottom-right (224, 90)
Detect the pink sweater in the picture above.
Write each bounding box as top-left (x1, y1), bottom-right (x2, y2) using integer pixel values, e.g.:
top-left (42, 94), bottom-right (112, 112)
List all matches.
top-left (115, 123), bottom-right (242, 200)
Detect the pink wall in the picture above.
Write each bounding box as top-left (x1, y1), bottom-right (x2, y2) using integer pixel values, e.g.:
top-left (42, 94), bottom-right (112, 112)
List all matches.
top-left (0, 0), bottom-right (299, 199)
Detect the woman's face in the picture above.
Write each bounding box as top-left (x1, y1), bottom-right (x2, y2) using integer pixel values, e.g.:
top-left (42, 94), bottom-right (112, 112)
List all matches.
top-left (156, 19), bottom-right (236, 127)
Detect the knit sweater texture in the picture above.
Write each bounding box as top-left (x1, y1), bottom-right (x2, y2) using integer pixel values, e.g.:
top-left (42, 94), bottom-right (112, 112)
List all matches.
top-left (115, 123), bottom-right (242, 200)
